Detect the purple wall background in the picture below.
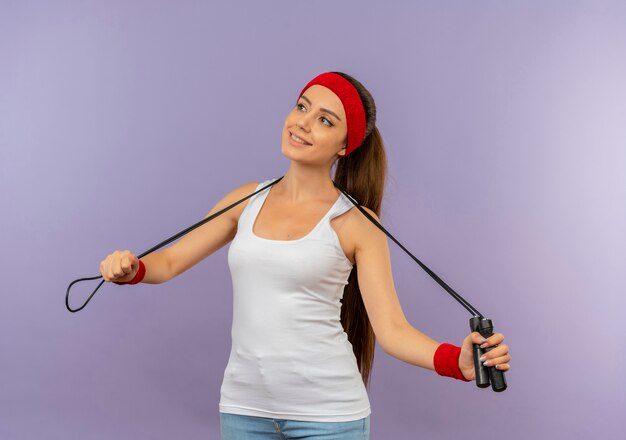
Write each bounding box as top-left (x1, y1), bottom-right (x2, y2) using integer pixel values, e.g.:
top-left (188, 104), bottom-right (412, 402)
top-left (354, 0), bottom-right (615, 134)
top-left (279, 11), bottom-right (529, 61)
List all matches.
top-left (1, 1), bottom-right (624, 439)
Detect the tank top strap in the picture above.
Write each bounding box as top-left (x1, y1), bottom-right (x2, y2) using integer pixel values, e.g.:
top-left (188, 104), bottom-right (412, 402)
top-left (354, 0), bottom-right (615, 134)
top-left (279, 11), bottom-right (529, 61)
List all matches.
top-left (328, 191), bottom-right (358, 221)
top-left (311, 190), bottom-right (358, 247)
top-left (238, 178), bottom-right (276, 230)
top-left (239, 178), bottom-right (357, 239)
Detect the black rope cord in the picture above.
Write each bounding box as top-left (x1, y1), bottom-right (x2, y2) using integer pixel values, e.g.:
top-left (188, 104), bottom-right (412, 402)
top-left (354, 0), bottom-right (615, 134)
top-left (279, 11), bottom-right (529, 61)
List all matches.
top-left (331, 181), bottom-right (482, 317)
top-left (66, 177), bottom-right (283, 312)
top-left (66, 175), bottom-right (482, 317)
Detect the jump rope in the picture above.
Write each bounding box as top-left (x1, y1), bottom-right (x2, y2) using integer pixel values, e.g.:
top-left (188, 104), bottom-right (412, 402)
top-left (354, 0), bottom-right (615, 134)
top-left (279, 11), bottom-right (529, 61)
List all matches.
top-left (66, 175), bottom-right (507, 392)
top-left (67, 72), bottom-right (506, 391)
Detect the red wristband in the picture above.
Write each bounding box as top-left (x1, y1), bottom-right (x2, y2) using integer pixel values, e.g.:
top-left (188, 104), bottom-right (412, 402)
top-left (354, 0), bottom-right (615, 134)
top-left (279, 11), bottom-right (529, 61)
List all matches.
top-left (434, 343), bottom-right (471, 382)
top-left (113, 260), bottom-right (146, 285)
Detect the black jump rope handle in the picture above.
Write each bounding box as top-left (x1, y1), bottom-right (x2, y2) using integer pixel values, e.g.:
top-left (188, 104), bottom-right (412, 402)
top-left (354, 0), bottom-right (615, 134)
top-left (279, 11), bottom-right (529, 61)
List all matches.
top-left (469, 316), bottom-right (507, 392)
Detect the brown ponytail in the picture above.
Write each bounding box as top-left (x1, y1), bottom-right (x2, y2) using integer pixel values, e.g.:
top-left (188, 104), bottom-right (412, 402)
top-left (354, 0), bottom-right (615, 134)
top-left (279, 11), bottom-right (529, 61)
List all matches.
top-left (331, 71), bottom-right (388, 388)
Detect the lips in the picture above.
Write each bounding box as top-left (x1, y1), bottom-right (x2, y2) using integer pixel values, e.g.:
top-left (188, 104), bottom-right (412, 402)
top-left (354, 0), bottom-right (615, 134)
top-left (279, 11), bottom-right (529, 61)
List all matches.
top-left (289, 131), bottom-right (312, 146)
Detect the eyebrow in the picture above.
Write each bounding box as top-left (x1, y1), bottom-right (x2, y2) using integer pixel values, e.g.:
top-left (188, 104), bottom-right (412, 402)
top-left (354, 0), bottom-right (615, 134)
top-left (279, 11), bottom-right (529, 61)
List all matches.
top-left (300, 95), bottom-right (342, 122)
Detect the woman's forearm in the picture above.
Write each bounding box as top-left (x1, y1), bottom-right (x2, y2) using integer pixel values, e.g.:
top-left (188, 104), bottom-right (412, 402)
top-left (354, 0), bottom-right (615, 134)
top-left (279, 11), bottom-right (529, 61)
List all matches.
top-left (137, 251), bottom-right (172, 284)
top-left (382, 323), bottom-right (441, 371)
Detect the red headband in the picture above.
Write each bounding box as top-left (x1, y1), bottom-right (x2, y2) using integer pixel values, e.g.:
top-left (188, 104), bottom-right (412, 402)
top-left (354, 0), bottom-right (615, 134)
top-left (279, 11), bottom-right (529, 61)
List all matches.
top-left (297, 72), bottom-right (367, 156)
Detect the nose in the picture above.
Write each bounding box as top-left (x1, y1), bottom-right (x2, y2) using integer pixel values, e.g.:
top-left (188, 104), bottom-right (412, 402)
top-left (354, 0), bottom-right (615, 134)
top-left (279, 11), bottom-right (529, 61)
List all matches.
top-left (295, 112), bottom-right (314, 131)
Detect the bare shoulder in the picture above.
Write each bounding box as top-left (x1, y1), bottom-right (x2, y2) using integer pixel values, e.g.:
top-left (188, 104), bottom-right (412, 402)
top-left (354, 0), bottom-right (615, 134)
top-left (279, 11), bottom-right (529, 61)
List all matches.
top-left (346, 205), bottom-right (388, 257)
top-left (342, 204), bottom-right (382, 233)
top-left (333, 203), bottom-right (385, 260)
top-left (229, 181), bottom-right (261, 199)
top-left (206, 181), bottom-right (261, 224)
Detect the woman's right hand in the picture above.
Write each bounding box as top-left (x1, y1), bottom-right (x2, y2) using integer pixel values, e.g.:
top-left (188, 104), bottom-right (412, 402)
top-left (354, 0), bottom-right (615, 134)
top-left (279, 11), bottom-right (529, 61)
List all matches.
top-left (100, 250), bottom-right (140, 282)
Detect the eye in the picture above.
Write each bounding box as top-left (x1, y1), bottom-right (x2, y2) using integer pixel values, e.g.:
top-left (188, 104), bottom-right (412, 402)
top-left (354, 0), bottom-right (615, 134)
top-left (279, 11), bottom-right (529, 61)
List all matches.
top-left (296, 103), bottom-right (333, 127)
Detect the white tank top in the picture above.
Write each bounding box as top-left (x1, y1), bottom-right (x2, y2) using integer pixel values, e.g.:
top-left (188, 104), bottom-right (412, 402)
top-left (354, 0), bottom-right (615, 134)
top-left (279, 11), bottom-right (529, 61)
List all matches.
top-left (218, 177), bottom-right (372, 422)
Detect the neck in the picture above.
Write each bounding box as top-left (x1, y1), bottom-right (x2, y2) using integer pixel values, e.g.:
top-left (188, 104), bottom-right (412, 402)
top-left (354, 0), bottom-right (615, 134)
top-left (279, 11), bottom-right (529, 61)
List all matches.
top-left (278, 162), bottom-right (339, 202)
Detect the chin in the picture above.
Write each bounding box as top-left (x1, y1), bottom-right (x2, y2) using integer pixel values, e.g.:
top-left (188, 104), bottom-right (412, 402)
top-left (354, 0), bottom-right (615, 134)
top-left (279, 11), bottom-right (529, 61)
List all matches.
top-left (281, 143), bottom-right (303, 162)
top-left (280, 137), bottom-right (295, 157)
top-left (281, 132), bottom-right (304, 157)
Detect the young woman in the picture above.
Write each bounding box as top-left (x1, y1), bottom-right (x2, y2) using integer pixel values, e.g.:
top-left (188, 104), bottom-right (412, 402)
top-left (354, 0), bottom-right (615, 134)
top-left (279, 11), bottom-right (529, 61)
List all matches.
top-left (100, 71), bottom-right (511, 439)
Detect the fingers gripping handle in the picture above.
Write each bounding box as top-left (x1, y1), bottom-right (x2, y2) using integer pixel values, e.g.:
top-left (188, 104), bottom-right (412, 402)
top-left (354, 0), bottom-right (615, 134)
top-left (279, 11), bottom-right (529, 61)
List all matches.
top-left (469, 317), bottom-right (507, 392)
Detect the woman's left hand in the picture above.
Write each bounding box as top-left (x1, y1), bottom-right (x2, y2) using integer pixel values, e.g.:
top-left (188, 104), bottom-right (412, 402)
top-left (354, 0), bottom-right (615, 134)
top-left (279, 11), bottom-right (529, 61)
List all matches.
top-left (458, 331), bottom-right (511, 381)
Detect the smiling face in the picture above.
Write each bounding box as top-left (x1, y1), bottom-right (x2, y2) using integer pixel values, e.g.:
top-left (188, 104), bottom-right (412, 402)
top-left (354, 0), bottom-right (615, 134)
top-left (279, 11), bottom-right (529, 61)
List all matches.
top-left (281, 84), bottom-right (348, 165)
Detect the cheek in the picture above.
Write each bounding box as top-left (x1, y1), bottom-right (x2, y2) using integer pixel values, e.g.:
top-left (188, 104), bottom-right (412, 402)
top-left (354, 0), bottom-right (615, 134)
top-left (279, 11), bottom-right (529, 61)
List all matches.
top-left (286, 108), bottom-right (300, 121)
top-left (282, 113), bottom-right (294, 128)
top-left (328, 129), bottom-right (347, 146)
top-left (316, 132), bottom-right (345, 150)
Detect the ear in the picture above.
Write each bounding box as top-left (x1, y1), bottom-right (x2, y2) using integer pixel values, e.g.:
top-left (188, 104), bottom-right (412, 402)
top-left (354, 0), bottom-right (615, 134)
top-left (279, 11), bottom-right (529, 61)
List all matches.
top-left (338, 143), bottom-right (347, 157)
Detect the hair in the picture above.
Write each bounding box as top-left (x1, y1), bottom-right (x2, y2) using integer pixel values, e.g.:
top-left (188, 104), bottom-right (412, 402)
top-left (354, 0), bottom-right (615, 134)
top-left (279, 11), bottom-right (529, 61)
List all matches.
top-left (330, 71), bottom-right (388, 388)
